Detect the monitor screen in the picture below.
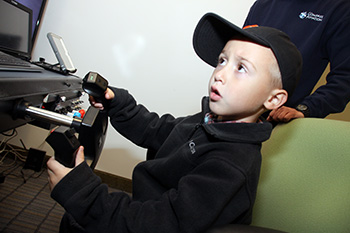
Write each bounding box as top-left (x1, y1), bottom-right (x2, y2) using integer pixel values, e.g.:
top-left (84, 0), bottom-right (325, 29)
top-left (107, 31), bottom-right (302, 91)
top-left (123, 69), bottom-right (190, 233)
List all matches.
top-left (16, 0), bottom-right (47, 50)
top-left (0, 0), bottom-right (31, 55)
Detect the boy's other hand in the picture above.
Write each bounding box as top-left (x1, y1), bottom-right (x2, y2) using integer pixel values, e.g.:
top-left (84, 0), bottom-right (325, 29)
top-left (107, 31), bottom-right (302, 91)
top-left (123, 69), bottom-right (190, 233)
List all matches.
top-left (267, 106), bottom-right (304, 123)
top-left (47, 146), bottom-right (85, 191)
top-left (89, 88), bottom-right (115, 110)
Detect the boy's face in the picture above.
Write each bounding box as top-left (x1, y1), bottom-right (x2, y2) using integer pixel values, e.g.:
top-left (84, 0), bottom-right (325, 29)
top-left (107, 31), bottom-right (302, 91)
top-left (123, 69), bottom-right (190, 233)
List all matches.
top-left (208, 39), bottom-right (279, 122)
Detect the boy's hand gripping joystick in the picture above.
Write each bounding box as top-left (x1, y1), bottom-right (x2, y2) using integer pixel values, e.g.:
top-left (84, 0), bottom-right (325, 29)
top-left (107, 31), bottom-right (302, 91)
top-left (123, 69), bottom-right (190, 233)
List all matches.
top-left (82, 72), bottom-right (109, 108)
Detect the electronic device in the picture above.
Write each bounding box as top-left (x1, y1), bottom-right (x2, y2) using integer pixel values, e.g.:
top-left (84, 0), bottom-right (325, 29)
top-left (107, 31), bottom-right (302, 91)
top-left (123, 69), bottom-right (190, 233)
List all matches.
top-left (0, 0), bottom-right (43, 72)
top-left (23, 148), bottom-right (46, 172)
top-left (46, 126), bottom-right (80, 168)
top-left (47, 32), bottom-right (77, 74)
top-left (15, 99), bottom-right (106, 169)
top-left (12, 72), bottom-right (110, 169)
top-left (83, 72), bottom-right (109, 104)
top-left (81, 72), bottom-right (109, 167)
top-left (16, 0), bottom-right (47, 50)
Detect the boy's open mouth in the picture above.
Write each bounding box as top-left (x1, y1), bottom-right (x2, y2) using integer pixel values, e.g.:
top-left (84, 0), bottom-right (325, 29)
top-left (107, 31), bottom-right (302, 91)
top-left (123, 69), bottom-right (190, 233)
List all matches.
top-left (210, 86), bottom-right (221, 101)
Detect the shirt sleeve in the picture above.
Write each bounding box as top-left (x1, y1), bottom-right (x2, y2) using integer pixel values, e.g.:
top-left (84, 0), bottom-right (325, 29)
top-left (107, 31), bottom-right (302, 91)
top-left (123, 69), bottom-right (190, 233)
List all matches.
top-left (51, 158), bottom-right (251, 233)
top-left (106, 87), bottom-right (183, 151)
top-left (300, 12), bottom-right (350, 117)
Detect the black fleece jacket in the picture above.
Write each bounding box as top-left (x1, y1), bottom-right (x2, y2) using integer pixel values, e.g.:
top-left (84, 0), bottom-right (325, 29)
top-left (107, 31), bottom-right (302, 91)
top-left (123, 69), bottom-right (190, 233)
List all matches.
top-left (52, 87), bottom-right (273, 233)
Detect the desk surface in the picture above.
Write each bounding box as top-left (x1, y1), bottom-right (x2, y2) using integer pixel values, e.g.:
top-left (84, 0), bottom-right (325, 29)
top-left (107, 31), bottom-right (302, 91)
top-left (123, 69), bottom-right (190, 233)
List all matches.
top-left (0, 69), bottom-right (83, 132)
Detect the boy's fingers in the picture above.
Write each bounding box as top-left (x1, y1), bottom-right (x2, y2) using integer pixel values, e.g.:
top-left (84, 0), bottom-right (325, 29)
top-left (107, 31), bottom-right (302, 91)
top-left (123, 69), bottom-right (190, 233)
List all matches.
top-left (47, 156), bottom-right (64, 173)
top-left (105, 88), bottom-right (115, 100)
top-left (75, 146), bottom-right (85, 166)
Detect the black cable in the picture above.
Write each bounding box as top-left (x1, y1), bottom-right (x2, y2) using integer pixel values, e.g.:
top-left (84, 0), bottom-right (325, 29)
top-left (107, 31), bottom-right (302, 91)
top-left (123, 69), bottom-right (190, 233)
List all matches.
top-left (1, 129), bottom-right (16, 137)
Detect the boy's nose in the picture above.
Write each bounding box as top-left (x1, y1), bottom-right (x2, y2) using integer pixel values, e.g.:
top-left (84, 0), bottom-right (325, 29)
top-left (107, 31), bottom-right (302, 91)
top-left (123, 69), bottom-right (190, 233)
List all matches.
top-left (214, 70), bottom-right (225, 84)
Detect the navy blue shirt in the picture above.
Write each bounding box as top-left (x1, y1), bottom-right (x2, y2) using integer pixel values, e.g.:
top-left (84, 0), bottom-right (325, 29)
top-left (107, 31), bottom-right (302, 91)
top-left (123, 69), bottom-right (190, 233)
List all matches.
top-left (244, 0), bottom-right (350, 118)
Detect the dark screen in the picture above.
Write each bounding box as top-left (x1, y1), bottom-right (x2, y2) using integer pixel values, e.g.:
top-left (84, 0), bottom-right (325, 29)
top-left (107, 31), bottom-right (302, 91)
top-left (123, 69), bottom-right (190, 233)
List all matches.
top-left (0, 0), bottom-right (31, 55)
top-left (16, 0), bottom-right (47, 50)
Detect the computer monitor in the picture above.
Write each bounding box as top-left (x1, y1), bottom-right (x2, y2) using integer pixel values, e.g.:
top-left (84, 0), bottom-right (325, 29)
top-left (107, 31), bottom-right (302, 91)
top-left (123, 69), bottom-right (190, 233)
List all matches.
top-left (0, 0), bottom-right (32, 58)
top-left (16, 0), bottom-right (47, 51)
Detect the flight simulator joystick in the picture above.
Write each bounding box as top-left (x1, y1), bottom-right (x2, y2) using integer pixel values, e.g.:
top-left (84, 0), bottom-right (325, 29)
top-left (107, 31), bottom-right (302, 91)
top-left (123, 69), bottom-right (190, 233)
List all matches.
top-left (13, 72), bottom-right (109, 169)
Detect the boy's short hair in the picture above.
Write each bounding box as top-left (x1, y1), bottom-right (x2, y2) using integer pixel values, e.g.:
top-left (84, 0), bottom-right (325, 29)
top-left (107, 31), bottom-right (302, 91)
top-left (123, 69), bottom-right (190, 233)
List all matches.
top-left (193, 12), bottom-right (303, 97)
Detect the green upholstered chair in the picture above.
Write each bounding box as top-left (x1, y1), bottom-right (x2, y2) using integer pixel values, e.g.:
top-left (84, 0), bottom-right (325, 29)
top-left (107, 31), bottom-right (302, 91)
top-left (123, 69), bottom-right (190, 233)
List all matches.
top-left (252, 118), bottom-right (350, 233)
top-left (207, 118), bottom-right (350, 233)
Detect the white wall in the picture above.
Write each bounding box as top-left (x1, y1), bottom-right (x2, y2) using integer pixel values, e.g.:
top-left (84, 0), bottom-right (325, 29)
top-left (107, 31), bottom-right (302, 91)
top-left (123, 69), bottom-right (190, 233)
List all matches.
top-left (8, 0), bottom-right (256, 179)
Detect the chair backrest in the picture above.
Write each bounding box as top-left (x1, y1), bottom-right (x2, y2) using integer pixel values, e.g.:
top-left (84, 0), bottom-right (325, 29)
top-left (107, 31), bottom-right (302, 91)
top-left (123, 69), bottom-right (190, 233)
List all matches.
top-left (252, 118), bottom-right (350, 233)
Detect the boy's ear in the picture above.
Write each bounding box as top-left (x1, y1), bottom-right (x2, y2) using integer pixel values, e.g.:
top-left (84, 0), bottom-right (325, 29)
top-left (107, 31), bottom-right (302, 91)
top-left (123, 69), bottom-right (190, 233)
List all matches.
top-left (264, 89), bottom-right (288, 110)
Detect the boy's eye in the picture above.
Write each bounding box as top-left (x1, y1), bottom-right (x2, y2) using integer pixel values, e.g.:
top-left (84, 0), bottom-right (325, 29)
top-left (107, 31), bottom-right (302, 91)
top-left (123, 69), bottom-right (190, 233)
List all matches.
top-left (237, 64), bottom-right (247, 73)
top-left (218, 57), bottom-right (227, 66)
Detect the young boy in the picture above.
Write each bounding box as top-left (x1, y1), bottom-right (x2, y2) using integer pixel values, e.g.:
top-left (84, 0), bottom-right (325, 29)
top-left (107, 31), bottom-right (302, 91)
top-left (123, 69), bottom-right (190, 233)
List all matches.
top-left (47, 13), bottom-right (302, 233)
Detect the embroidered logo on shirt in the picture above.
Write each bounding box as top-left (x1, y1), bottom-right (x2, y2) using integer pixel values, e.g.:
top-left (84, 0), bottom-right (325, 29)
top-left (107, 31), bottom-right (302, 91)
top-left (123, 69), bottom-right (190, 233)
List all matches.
top-left (299, 11), bottom-right (324, 22)
top-left (189, 140), bottom-right (196, 154)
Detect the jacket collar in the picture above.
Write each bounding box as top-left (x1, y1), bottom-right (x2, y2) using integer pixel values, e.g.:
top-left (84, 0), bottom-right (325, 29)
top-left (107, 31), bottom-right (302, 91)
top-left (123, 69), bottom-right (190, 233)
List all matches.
top-left (201, 97), bottom-right (273, 143)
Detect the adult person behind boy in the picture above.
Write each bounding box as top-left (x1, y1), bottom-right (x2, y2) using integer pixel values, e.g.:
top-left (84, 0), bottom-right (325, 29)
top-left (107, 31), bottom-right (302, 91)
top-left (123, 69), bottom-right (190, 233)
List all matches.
top-left (47, 13), bottom-right (302, 233)
top-left (244, 0), bottom-right (350, 122)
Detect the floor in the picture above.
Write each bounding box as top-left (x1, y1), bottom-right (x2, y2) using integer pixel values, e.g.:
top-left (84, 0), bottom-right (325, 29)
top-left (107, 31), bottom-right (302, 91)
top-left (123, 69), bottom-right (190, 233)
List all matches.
top-left (0, 159), bottom-right (65, 233)
top-left (0, 143), bottom-right (123, 233)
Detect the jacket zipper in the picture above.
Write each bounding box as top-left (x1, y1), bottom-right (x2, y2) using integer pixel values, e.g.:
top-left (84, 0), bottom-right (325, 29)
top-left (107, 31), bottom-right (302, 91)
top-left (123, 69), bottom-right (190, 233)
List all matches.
top-left (187, 123), bottom-right (201, 141)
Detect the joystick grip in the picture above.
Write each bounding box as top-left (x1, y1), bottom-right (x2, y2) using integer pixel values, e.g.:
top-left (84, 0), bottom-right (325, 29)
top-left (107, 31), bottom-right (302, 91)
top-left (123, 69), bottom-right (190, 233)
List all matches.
top-left (46, 126), bottom-right (80, 168)
top-left (82, 72), bottom-right (109, 107)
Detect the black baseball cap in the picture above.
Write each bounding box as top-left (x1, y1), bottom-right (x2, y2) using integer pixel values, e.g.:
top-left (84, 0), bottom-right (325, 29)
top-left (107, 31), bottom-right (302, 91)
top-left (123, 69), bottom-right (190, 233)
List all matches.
top-left (193, 13), bottom-right (302, 97)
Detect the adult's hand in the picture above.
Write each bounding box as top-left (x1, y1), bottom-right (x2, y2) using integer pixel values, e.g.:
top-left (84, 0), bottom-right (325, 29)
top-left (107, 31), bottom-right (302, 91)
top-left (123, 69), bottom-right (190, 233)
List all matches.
top-left (267, 106), bottom-right (304, 123)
